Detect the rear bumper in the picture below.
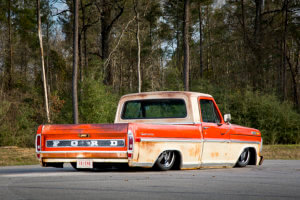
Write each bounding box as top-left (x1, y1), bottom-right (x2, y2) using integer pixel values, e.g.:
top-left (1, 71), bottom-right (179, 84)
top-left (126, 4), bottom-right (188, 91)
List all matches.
top-left (39, 150), bottom-right (128, 166)
top-left (43, 158), bottom-right (128, 163)
top-left (40, 151), bottom-right (127, 158)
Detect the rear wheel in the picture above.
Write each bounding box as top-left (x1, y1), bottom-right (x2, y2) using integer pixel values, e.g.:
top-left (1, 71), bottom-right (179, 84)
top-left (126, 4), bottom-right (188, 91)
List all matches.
top-left (235, 148), bottom-right (250, 167)
top-left (155, 151), bottom-right (176, 171)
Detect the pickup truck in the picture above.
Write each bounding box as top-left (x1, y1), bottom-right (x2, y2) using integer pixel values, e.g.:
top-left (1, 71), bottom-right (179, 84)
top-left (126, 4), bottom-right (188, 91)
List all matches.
top-left (36, 91), bottom-right (263, 170)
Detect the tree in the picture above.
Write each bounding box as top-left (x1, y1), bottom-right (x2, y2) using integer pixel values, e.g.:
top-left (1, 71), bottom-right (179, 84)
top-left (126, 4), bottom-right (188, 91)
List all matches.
top-left (198, 1), bottom-right (203, 78)
top-left (72, 0), bottom-right (79, 124)
top-left (37, 0), bottom-right (50, 123)
top-left (134, 0), bottom-right (142, 93)
top-left (6, 0), bottom-right (13, 90)
top-left (183, 0), bottom-right (190, 91)
top-left (95, 0), bottom-right (124, 85)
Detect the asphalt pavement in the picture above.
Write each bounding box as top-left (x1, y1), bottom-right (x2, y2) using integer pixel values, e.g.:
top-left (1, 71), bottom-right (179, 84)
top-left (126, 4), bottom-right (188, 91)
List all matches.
top-left (0, 160), bottom-right (299, 200)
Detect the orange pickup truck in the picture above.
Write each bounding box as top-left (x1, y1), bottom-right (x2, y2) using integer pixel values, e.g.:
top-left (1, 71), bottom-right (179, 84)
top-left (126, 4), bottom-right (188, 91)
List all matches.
top-left (36, 91), bottom-right (263, 170)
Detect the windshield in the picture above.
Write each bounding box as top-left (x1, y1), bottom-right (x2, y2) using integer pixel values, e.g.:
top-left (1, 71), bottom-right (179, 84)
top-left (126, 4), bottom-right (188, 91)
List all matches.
top-left (121, 99), bottom-right (187, 119)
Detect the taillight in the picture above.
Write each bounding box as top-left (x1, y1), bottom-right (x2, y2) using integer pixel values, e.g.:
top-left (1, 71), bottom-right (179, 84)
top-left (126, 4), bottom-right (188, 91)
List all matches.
top-left (36, 134), bottom-right (41, 152)
top-left (128, 130), bottom-right (134, 159)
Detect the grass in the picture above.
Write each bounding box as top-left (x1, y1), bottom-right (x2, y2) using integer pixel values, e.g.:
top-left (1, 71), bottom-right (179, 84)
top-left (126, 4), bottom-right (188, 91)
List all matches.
top-left (0, 145), bottom-right (299, 166)
top-left (262, 144), bottom-right (300, 160)
top-left (0, 146), bottom-right (39, 166)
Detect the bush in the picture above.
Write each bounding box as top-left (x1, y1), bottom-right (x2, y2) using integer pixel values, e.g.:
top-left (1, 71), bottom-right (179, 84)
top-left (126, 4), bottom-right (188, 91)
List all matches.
top-left (0, 99), bottom-right (39, 147)
top-left (79, 79), bottom-right (119, 124)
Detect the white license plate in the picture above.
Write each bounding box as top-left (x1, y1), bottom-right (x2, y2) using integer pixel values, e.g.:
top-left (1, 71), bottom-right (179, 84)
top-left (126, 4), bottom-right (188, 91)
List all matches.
top-left (77, 159), bottom-right (93, 168)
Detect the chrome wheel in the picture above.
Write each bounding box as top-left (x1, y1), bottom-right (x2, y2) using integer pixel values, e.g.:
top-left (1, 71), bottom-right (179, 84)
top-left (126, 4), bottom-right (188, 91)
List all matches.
top-left (155, 151), bottom-right (176, 171)
top-left (236, 148), bottom-right (250, 167)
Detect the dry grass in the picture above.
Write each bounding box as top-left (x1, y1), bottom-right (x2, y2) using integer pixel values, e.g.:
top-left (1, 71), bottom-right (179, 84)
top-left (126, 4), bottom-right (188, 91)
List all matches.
top-left (0, 145), bottom-right (299, 166)
top-left (262, 145), bottom-right (300, 160)
top-left (0, 146), bottom-right (39, 166)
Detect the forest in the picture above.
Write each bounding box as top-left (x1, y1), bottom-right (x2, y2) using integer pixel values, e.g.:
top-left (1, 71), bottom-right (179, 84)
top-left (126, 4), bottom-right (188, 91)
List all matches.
top-left (0, 0), bottom-right (299, 147)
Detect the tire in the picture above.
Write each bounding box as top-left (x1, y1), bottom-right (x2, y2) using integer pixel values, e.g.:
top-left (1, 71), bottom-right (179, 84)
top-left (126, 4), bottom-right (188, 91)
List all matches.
top-left (235, 148), bottom-right (250, 167)
top-left (154, 151), bottom-right (176, 171)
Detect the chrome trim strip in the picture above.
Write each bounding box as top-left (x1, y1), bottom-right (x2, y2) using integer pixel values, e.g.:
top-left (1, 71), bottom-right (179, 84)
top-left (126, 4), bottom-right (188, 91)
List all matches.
top-left (40, 151), bottom-right (127, 154)
top-left (231, 133), bottom-right (261, 137)
top-left (201, 163), bottom-right (235, 167)
top-left (43, 158), bottom-right (128, 163)
top-left (204, 139), bottom-right (260, 144)
top-left (46, 139), bottom-right (125, 142)
top-left (46, 139), bottom-right (125, 148)
top-left (204, 139), bottom-right (229, 143)
top-left (181, 163), bottom-right (201, 168)
top-left (140, 138), bottom-right (259, 144)
top-left (140, 138), bottom-right (204, 143)
top-left (230, 140), bottom-right (260, 144)
top-left (130, 162), bottom-right (153, 167)
top-left (140, 133), bottom-right (154, 136)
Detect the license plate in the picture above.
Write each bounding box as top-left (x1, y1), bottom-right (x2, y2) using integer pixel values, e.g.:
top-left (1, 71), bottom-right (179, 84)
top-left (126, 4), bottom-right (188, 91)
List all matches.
top-left (77, 159), bottom-right (93, 168)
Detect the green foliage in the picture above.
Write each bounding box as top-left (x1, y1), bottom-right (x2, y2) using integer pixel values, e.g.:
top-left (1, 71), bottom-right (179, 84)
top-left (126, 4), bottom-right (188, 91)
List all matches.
top-left (192, 80), bottom-right (300, 144)
top-left (79, 79), bottom-right (119, 124)
top-left (0, 93), bottom-right (41, 147)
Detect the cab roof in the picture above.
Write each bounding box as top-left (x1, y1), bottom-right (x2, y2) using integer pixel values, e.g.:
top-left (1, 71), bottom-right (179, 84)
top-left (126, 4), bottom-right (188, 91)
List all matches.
top-left (121, 91), bottom-right (212, 99)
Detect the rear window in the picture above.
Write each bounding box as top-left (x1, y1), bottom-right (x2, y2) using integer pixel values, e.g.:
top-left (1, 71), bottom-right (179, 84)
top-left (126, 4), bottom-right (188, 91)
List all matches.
top-left (121, 99), bottom-right (187, 119)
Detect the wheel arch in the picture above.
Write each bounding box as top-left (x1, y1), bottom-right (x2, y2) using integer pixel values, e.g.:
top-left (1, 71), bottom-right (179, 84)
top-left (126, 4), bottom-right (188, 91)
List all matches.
top-left (248, 147), bottom-right (257, 165)
top-left (153, 149), bottom-right (183, 170)
top-left (235, 146), bottom-right (257, 166)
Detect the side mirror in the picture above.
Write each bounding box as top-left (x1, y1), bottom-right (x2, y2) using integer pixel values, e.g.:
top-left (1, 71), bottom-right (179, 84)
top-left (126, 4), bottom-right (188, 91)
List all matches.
top-left (224, 114), bottom-right (231, 123)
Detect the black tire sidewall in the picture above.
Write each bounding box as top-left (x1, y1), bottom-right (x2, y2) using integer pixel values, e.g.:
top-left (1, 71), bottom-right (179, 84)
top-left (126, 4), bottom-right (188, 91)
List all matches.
top-left (155, 151), bottom-right (176, 171)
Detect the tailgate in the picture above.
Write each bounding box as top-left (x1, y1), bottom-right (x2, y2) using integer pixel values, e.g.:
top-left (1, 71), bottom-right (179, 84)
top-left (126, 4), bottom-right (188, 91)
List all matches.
top-left (40, 124), bottom-right (128, 159)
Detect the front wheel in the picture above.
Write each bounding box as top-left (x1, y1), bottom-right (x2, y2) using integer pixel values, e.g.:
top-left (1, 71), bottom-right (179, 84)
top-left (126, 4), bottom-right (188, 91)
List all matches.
top-left (154, 151), bottom-right (176, 171)
top-left (235, 148), bottom-right (250, 167)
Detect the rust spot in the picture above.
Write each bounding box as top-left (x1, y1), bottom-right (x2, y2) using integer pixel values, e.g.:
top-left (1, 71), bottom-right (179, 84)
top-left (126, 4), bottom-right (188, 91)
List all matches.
top-left (211, 152), bottom-right (220, 158)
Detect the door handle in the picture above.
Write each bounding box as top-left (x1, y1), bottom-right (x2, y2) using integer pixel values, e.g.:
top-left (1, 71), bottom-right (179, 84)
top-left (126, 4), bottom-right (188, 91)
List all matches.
top-left (203, 127), bottom-right (210, 130)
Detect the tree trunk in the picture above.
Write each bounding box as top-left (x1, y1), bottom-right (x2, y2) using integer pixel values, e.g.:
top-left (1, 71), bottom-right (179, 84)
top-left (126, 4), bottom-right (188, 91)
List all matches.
top-left (286, 54), bottom-right (299, 106)
top-left (198, 2), bottom-right (203, 78)
top-left (7, 0), bottom-right (13, 90)
top-left (176, 0), bottom-right (180, 69)
top-left (80, 0), bottom-right (86, 84)
top-left (99, 1), bottom-right (124, 85)
top-left (282, 0), bottom-right (289, 100)
top-left (253, 0), bottom-right (263, 90)
top-left (78, 32), bottom-right (82, 84)
top-left (240, 0), bottom-right (248, 83)
top-left (183, 0), bottom-right (190, 91)
top-left (72, 0), bottom-right (79, 124)
top-left (134, 1), bottom-right (142, 93)
top-left (37, 0), bottom-right (50, 123)
top-left (101, 2), bottom-right (111, 85)
top-left (205, 5), bottom-right (209, 72)
top-left (46, 20), bottom-right (51, 100)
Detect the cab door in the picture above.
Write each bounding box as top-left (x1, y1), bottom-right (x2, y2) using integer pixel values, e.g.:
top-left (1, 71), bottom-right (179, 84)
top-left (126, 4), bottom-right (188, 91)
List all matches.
top-left (199, 98), bottom-right (230, 166)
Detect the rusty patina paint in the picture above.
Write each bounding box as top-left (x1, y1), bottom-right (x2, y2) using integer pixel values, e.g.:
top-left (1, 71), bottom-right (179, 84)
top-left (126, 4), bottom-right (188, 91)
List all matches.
top-left (37, 91), bottom-right (263, 170)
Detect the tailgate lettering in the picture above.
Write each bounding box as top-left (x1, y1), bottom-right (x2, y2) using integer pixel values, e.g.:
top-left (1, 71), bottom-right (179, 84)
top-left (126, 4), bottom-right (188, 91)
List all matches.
top-left (46, 139), bottom-right (125, 148)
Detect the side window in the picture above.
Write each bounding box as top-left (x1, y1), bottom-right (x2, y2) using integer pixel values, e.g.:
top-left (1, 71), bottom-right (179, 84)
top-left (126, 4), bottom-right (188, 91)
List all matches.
top-left (200, 99), bottom-right (221, 123)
